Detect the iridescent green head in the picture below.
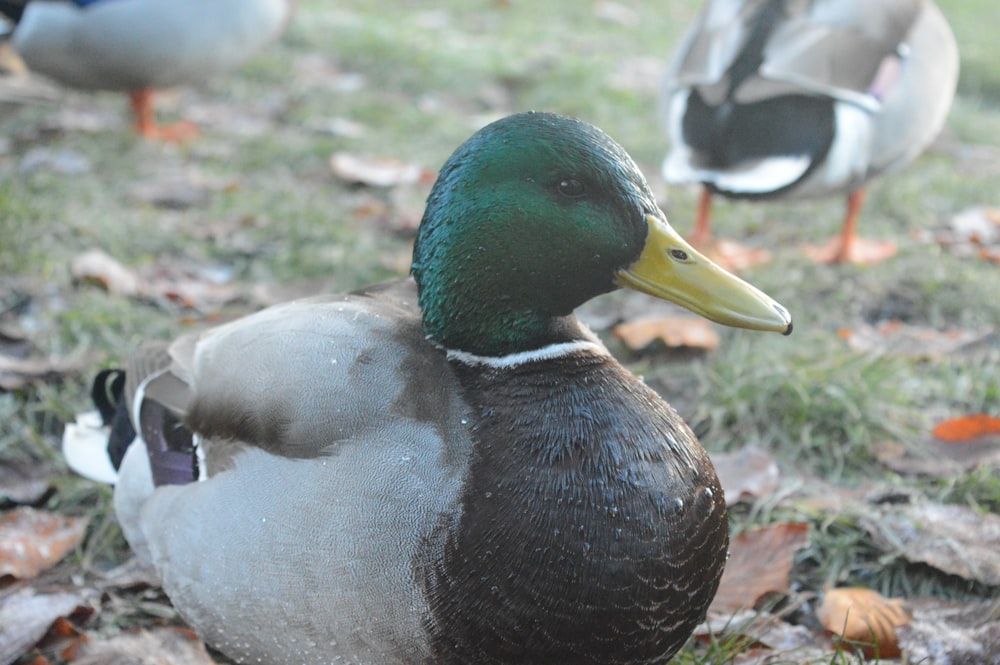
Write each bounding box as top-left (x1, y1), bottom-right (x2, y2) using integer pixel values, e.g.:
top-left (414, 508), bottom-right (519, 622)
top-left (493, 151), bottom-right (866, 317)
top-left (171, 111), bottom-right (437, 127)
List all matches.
top-left (412, 112), bottom-right (790, 357)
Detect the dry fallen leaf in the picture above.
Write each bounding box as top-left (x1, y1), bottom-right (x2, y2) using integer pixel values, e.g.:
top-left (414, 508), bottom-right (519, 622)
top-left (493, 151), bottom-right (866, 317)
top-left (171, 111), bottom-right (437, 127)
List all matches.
top-left (329, 151), bottom-right (426, 187)
top-left (711, 447), bottom-right (781, 506)
top-left (710, 522), bottom-right (810, 613)
top-left (74, 627), bottom-right (217, 665)
top-left (0, 328), bottom-right (88, 391)
top-left (944, 206), bottom-right (1000, 244)
top-left (0, 461), bottom-right (56, 506)
top-left (70, 249), bottom-right (142, 297)
top-left (876, 439), bottom-right (1000, 477)
top-left (0, 507), bottom-right (88, 581)
top-left (70, 249), bottom-right (242, 313)
top-left (817, 587), bottom-right (908, 658)
top-left (839, 320), bottom-right (992, 359)
top-left (0, 588), bottom-right (90, 665)
top-left (897, 598), bottom-right (1000, 665)
top-left (863, 502), bottom-right (1000, 587)
top-left (879, 414), bottom-right (1000, 476)
top-left (698, 609), bottom-right (820, 653)
top-left (612, 316), bottom-right (720, 352)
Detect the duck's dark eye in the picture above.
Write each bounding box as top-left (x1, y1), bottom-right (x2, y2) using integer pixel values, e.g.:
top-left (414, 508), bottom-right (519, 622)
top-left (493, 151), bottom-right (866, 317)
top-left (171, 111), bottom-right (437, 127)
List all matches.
top-left (558, 178), bottom-right (585, 197)
top-left (670, 249), bottom-right (689, 261)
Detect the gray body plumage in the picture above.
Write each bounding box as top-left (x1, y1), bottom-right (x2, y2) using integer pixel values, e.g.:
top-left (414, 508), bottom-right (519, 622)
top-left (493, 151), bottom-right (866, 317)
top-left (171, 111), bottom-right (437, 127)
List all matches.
top-left (11, 0), bottom-right (291, 91)
top-left (663, 0), bottom-right (959, 199)
top-left (116, 280), bottom-right (473, 664)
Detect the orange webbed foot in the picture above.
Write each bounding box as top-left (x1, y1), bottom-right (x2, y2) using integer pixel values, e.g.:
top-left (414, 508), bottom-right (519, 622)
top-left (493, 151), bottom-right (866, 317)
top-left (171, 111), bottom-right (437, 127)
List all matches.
top-left (803, 236), bottom-right (897, 265)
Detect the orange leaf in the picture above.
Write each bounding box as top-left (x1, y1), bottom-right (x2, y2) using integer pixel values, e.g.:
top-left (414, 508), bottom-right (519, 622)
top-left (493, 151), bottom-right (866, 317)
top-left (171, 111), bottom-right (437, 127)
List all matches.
top-left (612, 316), bottom-right (720, 352)
top-left (817, 587), bottom-right (909, 658)
top-left (710, 522), bottom-right (809, 613)
top-left (932, 414), bottom-right (1000, 442)
top-left (0, 507), bottom-right (88, 580)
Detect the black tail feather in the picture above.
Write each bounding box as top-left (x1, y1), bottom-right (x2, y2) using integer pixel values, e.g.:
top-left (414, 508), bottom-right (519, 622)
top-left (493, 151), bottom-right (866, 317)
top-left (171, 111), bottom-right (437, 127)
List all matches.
top-left (0, 0), bottom-right (27, 24)
top-left (90, 369), bottom-right (136, 470)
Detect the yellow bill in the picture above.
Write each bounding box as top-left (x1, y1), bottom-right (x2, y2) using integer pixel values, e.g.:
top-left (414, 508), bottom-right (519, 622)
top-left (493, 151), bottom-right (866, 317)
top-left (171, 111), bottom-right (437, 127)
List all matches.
top-left (615, 214), bottom-right (792, 335)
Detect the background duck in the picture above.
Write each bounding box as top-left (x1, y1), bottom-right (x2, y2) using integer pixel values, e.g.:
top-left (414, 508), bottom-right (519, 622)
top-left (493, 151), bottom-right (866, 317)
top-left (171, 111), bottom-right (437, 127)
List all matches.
top-left (662, 0), bottom-right (959, 266)
top-left (66, 112), bottom-right (791, 664)
top-left (0, 0), bottom-right (293, 140)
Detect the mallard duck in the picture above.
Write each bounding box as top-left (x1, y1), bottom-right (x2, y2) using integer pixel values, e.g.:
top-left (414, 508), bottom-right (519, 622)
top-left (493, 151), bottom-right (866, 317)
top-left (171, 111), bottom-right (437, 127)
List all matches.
top-left (662, 0), bottom-right (959, 265)
top-left (0, 0), bottom-right (293, 140)
top-left (67, 112), bottom-right (792, 664)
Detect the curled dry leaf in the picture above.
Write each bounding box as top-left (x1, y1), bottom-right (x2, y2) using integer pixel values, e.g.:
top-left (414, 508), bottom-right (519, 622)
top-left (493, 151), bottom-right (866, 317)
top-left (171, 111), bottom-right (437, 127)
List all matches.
top-left (897, 598), bottom-right (1000, 665)
top-left (70, 249), bottom-right (241, 313)
top-left (0, 354), bottom-right (88, 391)
top-left (817, 587), bottom-right (908, 658)
top-left (710, 522), bottom-right (810, 614)
top-left (934, 206), bottom-right (1000, 263)
top-left (74, 627), bottom-right (216, 665)
top-left (877, 413), bottom-right (1000, 476)
top-left (0, 507), bottom-right (88, 580)
top-left (864, 502), bottom-right (1000, 587)
top-left (329, 151), bottom-right (426, 187)
top-left (612, 316), bottom-right (720, 352)
top-left (0, 588), bottom-right (90, 665)
top-left (70, 249), bottom-right (142, 297)
top-left (0, 461), bottom-right (56, 506)
top-left (0, 327), bottom-right (88, 391)
top-left (698, 609), bottom-right (820, 652)
top-left (838, 320), bottom-right (992, 359)
top-left (711, 446), bottom-right (781, 506)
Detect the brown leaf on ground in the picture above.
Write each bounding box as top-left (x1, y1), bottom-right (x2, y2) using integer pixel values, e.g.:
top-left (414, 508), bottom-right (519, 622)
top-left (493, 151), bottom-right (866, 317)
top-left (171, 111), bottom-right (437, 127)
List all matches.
top-left (838, 320), bottom-right (993, 359)
top-left (70, 249), bottom-right (241, 313)
top-left (74, 627), bottom-right (216, 665)
top-left (329, 151), bottom-right (427, 187)
top-left (0, 508), bottom-right (88, 581)
top-left (0, 588), bottom-right (91, 665)
top-left (862, 502), bottom-right (1000, 586)
top-left (875, 438), bottom-right (1000, 476)
top-left (0, 329), bottom-right (88, 391)
top-left (932, 206), bottom-right (1000, 263)
top-left (699, 609), bottom-right (821, 652)
top-left (612, 316), bottom-right (720, 352)
top-left (711, 447), bottom-right (781, 506)
top-left (897, 598), bottom-right (1000, 665)
top-left (0, 354), bottom-right (87, 391)
top-left (0, 461), bottom-right (57, 506)
top-left (731, 647), bottom-right (847, 665)
top-left (145, 276), bottom-right (239, 313)
top-left (710, 523), bottom-right (810, 613)
top-left (817, 587), bottom-right (908, 658)
top-left (70, 250), bottom-right (142, 297)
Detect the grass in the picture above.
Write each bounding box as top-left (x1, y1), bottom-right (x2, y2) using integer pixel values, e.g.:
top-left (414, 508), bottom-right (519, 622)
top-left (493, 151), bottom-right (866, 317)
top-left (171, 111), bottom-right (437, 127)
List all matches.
top-left (2, 0), bottom-right (999, 662)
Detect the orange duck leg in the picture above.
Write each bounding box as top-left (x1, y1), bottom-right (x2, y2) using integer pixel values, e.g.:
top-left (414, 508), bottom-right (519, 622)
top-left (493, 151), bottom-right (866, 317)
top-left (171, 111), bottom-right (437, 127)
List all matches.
top-left (129, 89), bottom-right (200, 142)
top-left (689, 186), bottom-right (772, 272)
top-left (804, 189), bottom-right (897, 265)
